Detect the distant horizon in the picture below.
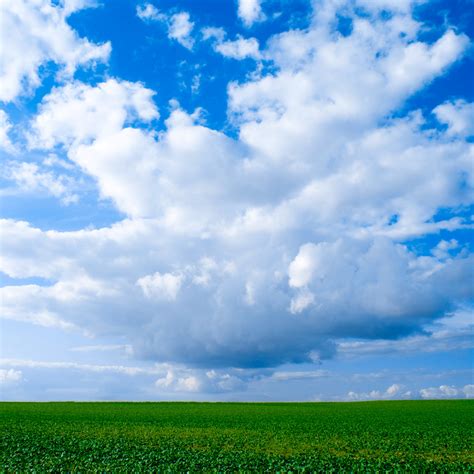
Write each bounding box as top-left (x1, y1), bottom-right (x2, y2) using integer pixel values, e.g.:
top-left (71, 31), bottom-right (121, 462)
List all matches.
top-left (2, 399), bottom-right (473, 403)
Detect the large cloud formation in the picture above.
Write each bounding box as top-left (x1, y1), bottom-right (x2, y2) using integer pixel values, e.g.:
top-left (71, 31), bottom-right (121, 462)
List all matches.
top-left (1, 0), bottom-right (473, 371)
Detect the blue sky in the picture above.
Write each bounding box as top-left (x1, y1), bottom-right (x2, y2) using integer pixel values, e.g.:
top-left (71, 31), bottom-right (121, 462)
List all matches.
top-left (0, 0), bottom-right (473, 401)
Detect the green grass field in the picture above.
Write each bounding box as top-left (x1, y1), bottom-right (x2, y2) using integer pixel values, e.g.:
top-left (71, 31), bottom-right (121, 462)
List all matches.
top-left (1, 400), bottom-right (472, 472)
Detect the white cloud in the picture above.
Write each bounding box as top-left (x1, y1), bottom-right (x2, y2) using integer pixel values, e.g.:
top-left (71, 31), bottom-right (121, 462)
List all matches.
top-left (357, 0), bottom-right (419, 13)
top-left (155, 366), bottom-right (249, 393)
top-left (0, 110), bottom-right (15, 152)
top-left (0, 358), bottom-right (160, 376)
top-left (168, 12), bottom-right (195, 50)
top-left (0, 369), bottom-right (22, 384)
top-left (136, 3), bottom-right (162, 22)
top-left (29, 79), bottom-right (158, 149)
top-left (289, 289), bottom-right (315, 314)
top-left (201, 27), bottom-right (226, 42)
top-left (27, 79), bottom-right (161, 212)
top-left (0, 0), bottom-right (110, 102)
top-left (288, 243), bottom-right (320, 288)
top-left (348, 383), bottom-right (411, 401)
top-left (434, 100), bottom-right (474, 137)
top-left (214, 36), bottom-right (260, 60)
top-left (0, 357), bottom-right (254, 394)
top-left (271, 370), bottom-right (329, 381)
top-left (237, 0), bottom-right (265, 27)
top-left (155, 369), bottom-right (201, 392)
top-left (419, 384), bottom-right (474, 399)
top-left (70, 344), bottom-right (133, 355)
top-left (202, 28), bottom-right (260, 60)
top-left (137, 272), bottom-right (183, 301)
top-left (432, 239), bottom-right (459, 260)
top-left (381, 30), bottom-right (469, 96)
top-left (2, 217), bottom-right (471, 368)
top-left (3, 161), bottom-right (79, 205)
top-left (463, 384), bottom-right (474, 398)
top-left (136, 6), bottom-right (194, 49)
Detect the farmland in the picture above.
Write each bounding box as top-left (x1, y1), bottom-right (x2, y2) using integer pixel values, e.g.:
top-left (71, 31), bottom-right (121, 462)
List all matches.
top-left (1, 400), bottom-right (472, 472)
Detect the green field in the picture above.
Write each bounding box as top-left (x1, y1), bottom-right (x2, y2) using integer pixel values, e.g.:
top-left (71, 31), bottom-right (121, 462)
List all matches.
top-left (1, 400), bottom-right (473, 472)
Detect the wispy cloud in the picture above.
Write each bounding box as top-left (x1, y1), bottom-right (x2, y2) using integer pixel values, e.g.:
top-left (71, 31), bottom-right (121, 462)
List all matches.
top-left (0, 359), bottom-right (160, 376)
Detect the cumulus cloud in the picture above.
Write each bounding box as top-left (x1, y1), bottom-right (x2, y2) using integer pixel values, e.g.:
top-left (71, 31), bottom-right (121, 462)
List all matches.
top-left (434, 100), bottom-right (474, 137)
top-left (137, 6), bottom-right (195, 50)
top-left (168, 12), bottom-right (195, 49)
top-left (1, 218), bottom-right (471, 367)
top-left (420, 384), bottom-right (474, 399)
top-left (348, 382), bottom-right (474, 401)
top-left (214, 36), bottom-right (260, 60)
top-left (29, 79), bottom-right (158, 149)
top-left (3, 0), bottom-right (473, 373)
top-left (154, 366), bottom-right (253, 393)
top-left (202, 28), bottom-right (260, 60)
top-left (0, 0), bottom-right (110, 102)
top-left (0, 369), bottom-right (22, 384)
top-left (288, 243), bottom-right (320, 288)
top-left (289, 289), bottom-right (315, 314)
top-left (348, 384), bottom-right (412, 401)
top-left (237, 0), bottom-right (265, 27)
top-left (0, 358), bottom-right (251, 394)
top-left (136, 3), bottom-right (162, 22)
top-left (3, 161), bottom-right (79, 205)
top-left (137, 272), bottom-right (183, 301)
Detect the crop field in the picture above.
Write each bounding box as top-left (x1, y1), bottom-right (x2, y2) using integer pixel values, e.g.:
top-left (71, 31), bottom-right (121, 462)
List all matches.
top-left (1, 400), bottom-right (473, 472)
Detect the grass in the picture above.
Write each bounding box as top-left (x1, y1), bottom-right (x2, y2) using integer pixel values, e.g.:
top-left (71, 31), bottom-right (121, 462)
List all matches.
top-left (1, 400), bottom-right (473, 472)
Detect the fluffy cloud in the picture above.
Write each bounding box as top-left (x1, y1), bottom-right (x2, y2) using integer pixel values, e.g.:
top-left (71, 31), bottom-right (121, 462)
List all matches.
top-left (419, 384), bottom-right (474, 399)
top-left (3, 161), bottom-right (79, 204)
top-left (27, 79), bottom-right (160, 213)
top-left (3, 0), bottom-right (473, 373)
top-left (348, 383), bottom-right (412, 401)
top-left (202, 28), bottom-right (260, 60)
top-left (137, 272), bottom-right (183, 301)
top-left (348, 382), bottom-right (474, 402)
top-left (288, 243), bottom-right (320, 288)
top-left (434, 100), bottom-right (474, 137)
top-left (237, 0), bottom-right (265, 27)
top-left (214, 36), bottom-right (260, 60)
top-left (0, 358), bottom-right (251, 394)
top-left (0, 369), bottom-right (22, 384)
top-left (137, 6), bottom-right (194, 50)
top-left (168, 12), bottom-right (195, 49)
top-left (136, 3), bottom-right (161, 22)
top-left (346, 380), bottom-right (474, 401)
top-left (154, 367), bottom-right (248, 393)
top-left (1, 217), bottom-right (471, 368)
top-left (29, 79), bottom-right (158, 149)
top-left (0, 0), bottom-right (110, 102)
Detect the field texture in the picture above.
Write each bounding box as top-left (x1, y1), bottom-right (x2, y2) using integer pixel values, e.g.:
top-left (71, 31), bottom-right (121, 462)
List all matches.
top-left (1, 400), bottom-right (473, 472)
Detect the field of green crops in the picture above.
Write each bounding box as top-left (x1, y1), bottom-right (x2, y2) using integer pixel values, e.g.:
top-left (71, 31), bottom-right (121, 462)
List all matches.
top-left (1, 400), bottom-right (472, 472)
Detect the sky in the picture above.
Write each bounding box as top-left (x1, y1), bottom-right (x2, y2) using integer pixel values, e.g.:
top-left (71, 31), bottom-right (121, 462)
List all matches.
top-left (0, 0), bottom-right (473, 402)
